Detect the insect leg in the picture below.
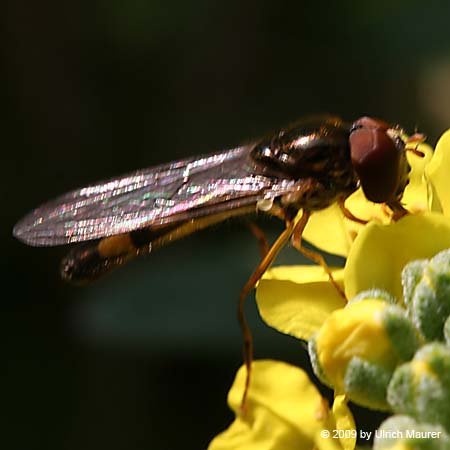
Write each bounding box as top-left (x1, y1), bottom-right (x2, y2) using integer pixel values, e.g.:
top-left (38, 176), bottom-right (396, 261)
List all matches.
top-left (380, 201), bottom-right (409, 221)
top-left (291, 210), bottom-right (346, 299)
top-left (265, 202), bottom-right (287, 221)
top-left (246, 221), bottom-right (270, 258)
top-left (337, 198), bottom-right (368, 225)
top-left (385, 200), bottom-right (409, 221)
top-left (238, 219), bottom-right (296, 412)
top-left (406, 132), bottom-right (426, 157)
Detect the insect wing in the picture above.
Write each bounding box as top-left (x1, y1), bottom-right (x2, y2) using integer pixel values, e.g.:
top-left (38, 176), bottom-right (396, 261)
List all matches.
top-left (14, 146), bottom-right (296, 246)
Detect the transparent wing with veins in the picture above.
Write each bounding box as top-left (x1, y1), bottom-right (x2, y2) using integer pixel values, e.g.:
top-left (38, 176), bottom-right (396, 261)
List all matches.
top-left (14, 145), bottom-right (297, 246)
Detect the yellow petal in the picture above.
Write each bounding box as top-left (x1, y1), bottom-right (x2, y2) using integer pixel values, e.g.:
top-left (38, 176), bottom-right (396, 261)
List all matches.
top-left (426, 129), bottom-right (450, 214)
top-left (344, 189), bottom-right (387, 223)
top-left (344, 213), bottom-right (450, 301)
top-left (331, 395), bottom-right (356, 450)
top-left (302, 192), bottom-right (390, 259)
top-left (300, 199), bottom-right (392, 261)
top-left (403, 140), bottom-right (434, 214)
top-left (208, 360), bottom-right (351, 450)
top-left (303, 204), bottom-right (355, 257)
top-left (256, 266), bottom-right (346, 340)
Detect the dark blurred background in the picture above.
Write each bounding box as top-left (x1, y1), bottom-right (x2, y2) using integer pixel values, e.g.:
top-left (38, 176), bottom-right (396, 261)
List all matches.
top-left (2, 1), bottom-right (450, 449)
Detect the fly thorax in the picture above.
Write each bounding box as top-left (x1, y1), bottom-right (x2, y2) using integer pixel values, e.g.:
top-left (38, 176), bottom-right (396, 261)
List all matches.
top-left (280, 177), bottom-right (354, 211)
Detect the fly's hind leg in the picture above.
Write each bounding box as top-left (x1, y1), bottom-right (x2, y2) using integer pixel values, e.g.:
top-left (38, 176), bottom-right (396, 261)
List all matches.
top-left (246, 200), bottom-right (288, 259)
top-left (238, 218), bottom-right (296, 413)
top-left (291, 209), bottom-right (346, 299)
top-left (246, 221), bottom-right (270, 258)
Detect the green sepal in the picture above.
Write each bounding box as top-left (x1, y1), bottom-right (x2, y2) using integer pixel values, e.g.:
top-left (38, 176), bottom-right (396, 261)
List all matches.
top-left (444, 315), bottom-right (450, 345)
top-left (402, 259), bottom-right (427, 308)
top-left (349, 289), bottom-right (397, 305)
top-left (307, 335), bottom-right (332, 388)
top-left (343, 357), bottom-right (392, 411)
top-left (406, 249), bottom-right (450, 341)
top-left (381, 305), bottom-right (421, 362)
top-left (418, 343), bottom-right (450, 389)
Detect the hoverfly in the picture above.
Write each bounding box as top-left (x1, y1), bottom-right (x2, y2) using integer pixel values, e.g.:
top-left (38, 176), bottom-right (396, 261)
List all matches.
top-left (13, 115), bottom-right (424, 409)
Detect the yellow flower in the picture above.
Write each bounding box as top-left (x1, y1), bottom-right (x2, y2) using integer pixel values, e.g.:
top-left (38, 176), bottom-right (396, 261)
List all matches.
top-left (309, 295), bottom-right (419, 410)
top-left (208, 360), bottom-right (356, 450)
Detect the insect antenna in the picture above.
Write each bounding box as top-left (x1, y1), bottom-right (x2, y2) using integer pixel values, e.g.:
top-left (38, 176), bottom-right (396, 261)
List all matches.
top-left (405, 132), bottom-right (426, 158)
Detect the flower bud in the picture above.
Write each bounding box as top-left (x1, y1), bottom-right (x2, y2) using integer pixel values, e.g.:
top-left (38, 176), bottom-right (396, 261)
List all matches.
top-left (402, 248), bottom-right (450, 341)
top-left (309, 294), bottom-right (419, 410)
top-left (373, 415), bottom-right (450, 450)
top-left (444, 316), bottom-right (450, 345)
top-left (387, 343), bottom-right (450, 432)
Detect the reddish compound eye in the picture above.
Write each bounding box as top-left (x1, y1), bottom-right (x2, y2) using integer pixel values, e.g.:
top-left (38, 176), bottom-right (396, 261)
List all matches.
top-left (350, 116), bottom-right (407, 203)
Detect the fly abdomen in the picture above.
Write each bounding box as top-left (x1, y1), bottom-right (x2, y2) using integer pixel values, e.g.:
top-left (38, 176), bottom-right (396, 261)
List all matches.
top-left (61, 234), bottom-right (138, 284)
top-left (60, 205), bottom-right (257, 284)
top-left (60, 221), bottom-right (190, 283)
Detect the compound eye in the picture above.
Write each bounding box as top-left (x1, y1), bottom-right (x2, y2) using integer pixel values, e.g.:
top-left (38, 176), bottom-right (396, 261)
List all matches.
top-left (350, 119), bottom-right (404, 203)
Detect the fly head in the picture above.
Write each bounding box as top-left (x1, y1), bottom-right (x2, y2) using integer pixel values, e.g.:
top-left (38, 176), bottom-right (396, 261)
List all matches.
top-left (349, 117), bottom-right (411, 203)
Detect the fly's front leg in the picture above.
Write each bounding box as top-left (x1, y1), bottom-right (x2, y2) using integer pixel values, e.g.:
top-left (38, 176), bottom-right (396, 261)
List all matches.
top-left (278, 178), bottom-right (347, 299)
top-left (338, 197), bottom-right (368, 225)
top-left (291, 209), bottom-right (346, 300)
top-left (385, 200), bottom-right (409, 221)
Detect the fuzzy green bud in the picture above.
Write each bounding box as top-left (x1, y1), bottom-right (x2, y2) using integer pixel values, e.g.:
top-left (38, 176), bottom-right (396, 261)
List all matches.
top-left (402, 249), bottom-right (450, 341)
top-left (444, 315), bottom-right (450, 346)
top-left (309, 294), bottom-right (419, 411)
top-left (387, 343), bottom-right (450, 432)
top-left (373, 415), bottom-right (450, 450)
top-left (350, 288), bottom-right (397, 305)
